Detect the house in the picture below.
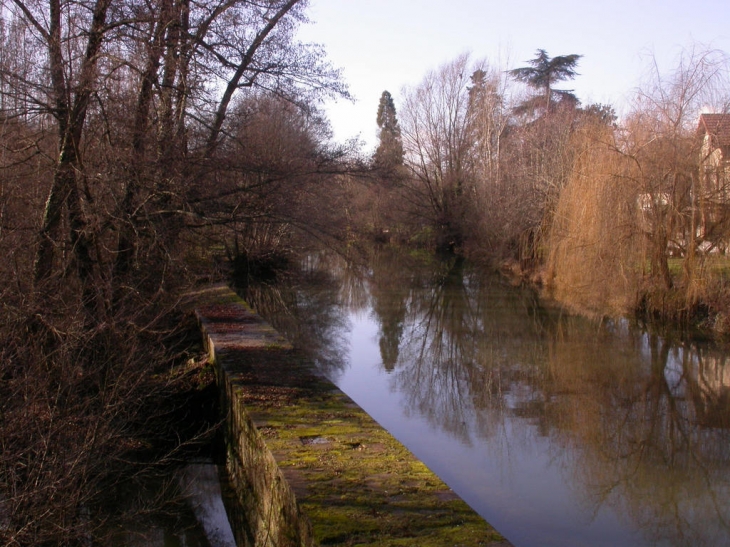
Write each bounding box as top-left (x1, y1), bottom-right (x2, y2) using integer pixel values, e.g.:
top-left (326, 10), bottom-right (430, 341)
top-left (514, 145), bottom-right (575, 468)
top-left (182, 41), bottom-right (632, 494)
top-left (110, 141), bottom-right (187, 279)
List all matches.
top-left (698, 113), bottom-right (730, 201)
top-left (696, 114), bottom-right (730, 248)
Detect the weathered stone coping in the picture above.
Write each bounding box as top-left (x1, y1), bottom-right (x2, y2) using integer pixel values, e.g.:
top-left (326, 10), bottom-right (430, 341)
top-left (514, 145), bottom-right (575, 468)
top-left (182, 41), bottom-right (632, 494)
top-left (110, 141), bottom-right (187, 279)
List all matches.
top-left (193, 284), bottom-right (508, 546)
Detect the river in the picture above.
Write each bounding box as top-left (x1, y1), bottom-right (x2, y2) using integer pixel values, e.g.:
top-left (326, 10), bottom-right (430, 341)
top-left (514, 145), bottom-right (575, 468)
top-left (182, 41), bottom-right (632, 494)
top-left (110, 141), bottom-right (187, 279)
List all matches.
top-left (239, 248), bottom-right (730, 547)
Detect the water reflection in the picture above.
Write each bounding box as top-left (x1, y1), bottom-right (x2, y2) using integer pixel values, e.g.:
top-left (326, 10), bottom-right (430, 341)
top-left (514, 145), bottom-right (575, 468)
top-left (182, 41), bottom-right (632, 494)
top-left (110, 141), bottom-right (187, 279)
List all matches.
top-left (108, 463), bottom-right (236, 547)
top-left (240, 249), bottom-right (730, 547)
top-left (242, 253), bottom-right (350, 377)
top-left (179, 464), bottom-right (236, 547)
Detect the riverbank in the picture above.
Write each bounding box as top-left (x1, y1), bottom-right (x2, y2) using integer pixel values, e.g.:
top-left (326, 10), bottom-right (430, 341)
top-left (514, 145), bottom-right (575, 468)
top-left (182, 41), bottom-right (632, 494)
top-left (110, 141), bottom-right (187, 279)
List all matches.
top-left (194, 283), bottom-right (509, 546)
top-left (498, 254), bottom-right (730, 340)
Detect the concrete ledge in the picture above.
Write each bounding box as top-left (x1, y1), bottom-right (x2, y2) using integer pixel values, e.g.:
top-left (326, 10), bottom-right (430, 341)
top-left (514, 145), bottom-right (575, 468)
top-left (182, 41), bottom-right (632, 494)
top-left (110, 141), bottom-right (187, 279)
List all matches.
top-left (194, 284), bottom-right (507, 546)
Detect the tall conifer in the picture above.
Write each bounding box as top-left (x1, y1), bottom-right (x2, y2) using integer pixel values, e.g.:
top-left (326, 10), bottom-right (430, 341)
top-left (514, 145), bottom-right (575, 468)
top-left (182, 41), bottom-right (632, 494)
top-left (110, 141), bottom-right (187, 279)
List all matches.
top-left (374, 90), bottom-right (404, 168)
top-left (509, 49), bottom-right (582, 114)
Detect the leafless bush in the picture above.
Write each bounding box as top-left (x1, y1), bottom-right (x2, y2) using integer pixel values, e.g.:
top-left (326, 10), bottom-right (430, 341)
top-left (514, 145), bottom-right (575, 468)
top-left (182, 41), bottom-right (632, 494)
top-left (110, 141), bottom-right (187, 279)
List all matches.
top-left (0, 283), bottom-right (213, 546)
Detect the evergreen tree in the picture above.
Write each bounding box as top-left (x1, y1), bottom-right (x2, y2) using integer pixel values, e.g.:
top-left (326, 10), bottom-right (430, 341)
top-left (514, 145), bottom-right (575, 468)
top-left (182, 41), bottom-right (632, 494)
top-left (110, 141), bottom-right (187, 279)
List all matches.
top-left (374, 90), bottom-right (404, 168)
top-left (509, 49), bottom-right (582, 114)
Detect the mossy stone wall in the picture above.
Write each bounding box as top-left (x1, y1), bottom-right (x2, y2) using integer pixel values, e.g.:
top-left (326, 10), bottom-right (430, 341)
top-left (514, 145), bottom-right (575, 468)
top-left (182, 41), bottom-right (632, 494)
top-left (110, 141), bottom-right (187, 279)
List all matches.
top-left (193, 284), bottom-right (508, 547)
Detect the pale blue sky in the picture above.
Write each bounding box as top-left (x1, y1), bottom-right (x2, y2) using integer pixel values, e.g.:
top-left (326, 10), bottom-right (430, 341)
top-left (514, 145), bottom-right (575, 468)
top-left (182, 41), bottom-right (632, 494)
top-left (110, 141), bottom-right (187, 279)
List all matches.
top-left (297, 0), bottom-right (730, 150)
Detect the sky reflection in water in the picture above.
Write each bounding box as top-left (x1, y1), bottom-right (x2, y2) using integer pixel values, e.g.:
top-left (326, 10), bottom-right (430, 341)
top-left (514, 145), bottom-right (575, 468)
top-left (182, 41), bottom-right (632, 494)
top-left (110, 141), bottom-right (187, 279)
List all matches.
top-left (243, 250), bottom-right (730, 547)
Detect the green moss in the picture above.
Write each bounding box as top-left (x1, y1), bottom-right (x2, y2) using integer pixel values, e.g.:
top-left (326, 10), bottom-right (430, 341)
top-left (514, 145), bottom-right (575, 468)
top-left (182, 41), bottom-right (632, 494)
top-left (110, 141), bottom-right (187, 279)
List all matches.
top-left (243, 388), bottom-right (501, 546)
top-left (200, 287), bottom-right (505, 546)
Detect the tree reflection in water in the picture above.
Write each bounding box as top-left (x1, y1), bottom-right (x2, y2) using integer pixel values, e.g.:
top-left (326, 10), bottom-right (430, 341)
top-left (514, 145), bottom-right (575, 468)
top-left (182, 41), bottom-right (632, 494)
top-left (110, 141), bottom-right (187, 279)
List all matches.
top-left (238, 252), bottom-right (351, 377)
top-left (239, 249), bottom-right (730, 547)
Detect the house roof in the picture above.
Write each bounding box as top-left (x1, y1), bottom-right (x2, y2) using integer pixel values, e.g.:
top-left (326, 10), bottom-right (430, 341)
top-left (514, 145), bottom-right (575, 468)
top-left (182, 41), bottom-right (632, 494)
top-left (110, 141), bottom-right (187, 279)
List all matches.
top-left (698, 113), bottom-right (730, 146)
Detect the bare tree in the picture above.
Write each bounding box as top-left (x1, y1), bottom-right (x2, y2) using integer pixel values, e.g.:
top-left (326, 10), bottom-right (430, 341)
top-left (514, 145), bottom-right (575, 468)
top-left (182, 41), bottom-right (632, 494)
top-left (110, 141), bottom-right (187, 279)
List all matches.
top-left (625, 46), bottom-right (730, 294)
top-left (544, 45), bottom-right (730, 323)
top-left (0, 1), bottom-right (351, 544)
top-left (12, 0), bottom-right (112, 316)
top-left (0, 0), bottom-right (348, 307)
top-left (399, 53), bottom-right (481, 253)
top-left (197, 92), bottom-right (350, 267)
top-left (464, 61), bottom-right (520, 258)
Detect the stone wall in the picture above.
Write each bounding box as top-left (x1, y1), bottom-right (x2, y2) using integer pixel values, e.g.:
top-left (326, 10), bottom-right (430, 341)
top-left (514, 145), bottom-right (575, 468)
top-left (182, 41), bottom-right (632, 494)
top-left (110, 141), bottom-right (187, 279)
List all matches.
top-left (196, 285), bottom-right (313, 547)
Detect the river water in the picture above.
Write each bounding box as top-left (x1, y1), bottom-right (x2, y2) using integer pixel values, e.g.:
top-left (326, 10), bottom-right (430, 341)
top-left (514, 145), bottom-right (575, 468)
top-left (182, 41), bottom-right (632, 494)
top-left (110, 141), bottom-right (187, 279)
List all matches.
top-left (108, 462), bottom-right (237, 547)
top-left (240, 249), bottom-right (730, 547)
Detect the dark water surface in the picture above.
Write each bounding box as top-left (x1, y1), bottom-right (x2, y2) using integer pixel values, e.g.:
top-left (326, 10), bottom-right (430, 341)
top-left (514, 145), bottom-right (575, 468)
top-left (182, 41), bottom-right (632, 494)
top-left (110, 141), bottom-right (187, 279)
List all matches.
top-left (241, 250), bottom-right (730, 547)
top-left (109, 462), bottom-right (236, 547)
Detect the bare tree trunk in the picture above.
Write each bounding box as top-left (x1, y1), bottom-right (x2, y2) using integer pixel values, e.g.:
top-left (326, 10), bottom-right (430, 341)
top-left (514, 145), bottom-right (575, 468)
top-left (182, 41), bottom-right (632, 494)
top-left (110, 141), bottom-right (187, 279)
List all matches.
top-left (159, 0), bottom-right (181, 162)
top-left (114, 0), bottom-right (172, 282)
top-left (173, 0), bottom-right (191, 154)
top-left (32, 0), bottom-right (112, 315)
top-left (31, 0), bottom-right (69, 284)
top-left (651, 223), bottom-right (673, 290)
